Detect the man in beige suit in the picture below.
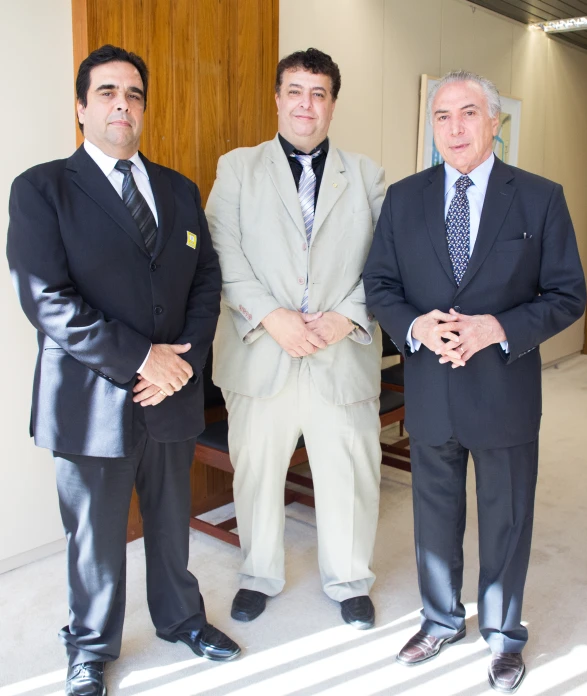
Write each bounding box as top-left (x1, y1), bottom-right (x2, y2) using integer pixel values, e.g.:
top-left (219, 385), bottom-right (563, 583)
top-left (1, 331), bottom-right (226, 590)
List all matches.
top-left (206, 48), bottom-right (384, 629)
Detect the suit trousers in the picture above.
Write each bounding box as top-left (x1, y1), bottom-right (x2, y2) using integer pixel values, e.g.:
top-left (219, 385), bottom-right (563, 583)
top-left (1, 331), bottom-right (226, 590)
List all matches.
top-left (223, 358), bottom-right (381, 602)
top-left (54, 410), bottom-right (205, 666)
top-left (410, 435), bottom-right (539, 653)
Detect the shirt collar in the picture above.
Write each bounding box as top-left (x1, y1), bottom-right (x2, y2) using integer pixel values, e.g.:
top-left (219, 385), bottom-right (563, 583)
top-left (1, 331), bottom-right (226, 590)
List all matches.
top-left (278, 133), bottom-right (329, 159)
top-left (84, 139), bottom-right (149, 179)
top-left (444, 153), bottom-right (494, 198)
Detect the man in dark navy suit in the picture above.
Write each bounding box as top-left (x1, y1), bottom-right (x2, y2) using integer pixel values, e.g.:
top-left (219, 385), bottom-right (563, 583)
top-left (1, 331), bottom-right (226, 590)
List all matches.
top-left (364, 70), bottom-right (585, 693)
top-left (7, 45), bottom-right (240, 696)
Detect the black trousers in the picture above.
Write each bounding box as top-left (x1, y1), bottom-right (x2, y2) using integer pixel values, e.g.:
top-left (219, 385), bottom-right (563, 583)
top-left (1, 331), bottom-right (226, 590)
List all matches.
top-left (54, 419), bottom-right (204, 666)
top-left (410, 435), bottom-right (539, 654)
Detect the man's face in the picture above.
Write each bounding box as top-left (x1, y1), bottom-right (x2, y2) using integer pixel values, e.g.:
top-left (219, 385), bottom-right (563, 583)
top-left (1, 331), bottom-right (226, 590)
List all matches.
top-left (431, 80), bottom-right (499, 174)
top-left (275, 69), bottom-right (336, 152)
top-left (77, 60), bottom-right (145, 159)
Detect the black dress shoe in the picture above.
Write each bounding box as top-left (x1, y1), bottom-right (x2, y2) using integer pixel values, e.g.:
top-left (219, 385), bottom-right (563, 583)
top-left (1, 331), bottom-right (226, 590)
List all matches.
top-left (396, 626), bottom-right (466, 665)
top-left (488, 652), bottom-right (526, 693)
top-left (157, 623), bottom-right (241, 661)
top-left (340, 596), bottom-right (375, 630)
top-left (231, 589), bottom-right (268, 622)
top-left (65, 662), bottom-right (106, 696)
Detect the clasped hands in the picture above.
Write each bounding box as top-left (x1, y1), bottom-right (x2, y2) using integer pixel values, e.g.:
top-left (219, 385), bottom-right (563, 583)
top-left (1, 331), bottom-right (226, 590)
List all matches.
top-left (133, 342), bottom-right (193, 407)
top-left (262, 308), bottom-right (354, 358)
top-left (412, 308), bottom-right (506, 368)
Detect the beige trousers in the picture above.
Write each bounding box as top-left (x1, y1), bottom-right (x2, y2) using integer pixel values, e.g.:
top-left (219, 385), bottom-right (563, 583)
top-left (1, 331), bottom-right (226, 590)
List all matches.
top-left (223, 359), bottom-right (381, 602)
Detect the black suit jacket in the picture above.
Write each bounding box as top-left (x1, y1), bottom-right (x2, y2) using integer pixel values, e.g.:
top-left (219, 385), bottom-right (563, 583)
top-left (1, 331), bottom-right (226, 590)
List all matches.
top-left (364, 158), bottom-right (586, 449)
top-left (7, 145), bottom-right (221, 457)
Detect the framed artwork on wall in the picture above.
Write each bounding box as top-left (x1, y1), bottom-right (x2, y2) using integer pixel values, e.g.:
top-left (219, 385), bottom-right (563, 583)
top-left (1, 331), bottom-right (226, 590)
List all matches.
top-left (416, 74), bottom-right (522, 172)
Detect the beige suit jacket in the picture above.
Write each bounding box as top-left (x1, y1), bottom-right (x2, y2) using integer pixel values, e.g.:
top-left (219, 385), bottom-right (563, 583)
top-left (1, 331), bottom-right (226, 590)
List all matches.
top-left (206, 134), bottom-right (385, 405)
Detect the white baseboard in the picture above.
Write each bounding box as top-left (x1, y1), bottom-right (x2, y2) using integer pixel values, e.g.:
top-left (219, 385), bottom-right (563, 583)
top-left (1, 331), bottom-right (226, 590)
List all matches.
top-left (0, 537), bottom-right (66, 575)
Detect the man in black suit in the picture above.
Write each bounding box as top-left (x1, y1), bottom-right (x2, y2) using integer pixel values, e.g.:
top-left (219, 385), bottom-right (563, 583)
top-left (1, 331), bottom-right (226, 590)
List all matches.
top-left (7, 45), bottom-right (240, 696)
top-left (364, 70), bottom-right (585, 693)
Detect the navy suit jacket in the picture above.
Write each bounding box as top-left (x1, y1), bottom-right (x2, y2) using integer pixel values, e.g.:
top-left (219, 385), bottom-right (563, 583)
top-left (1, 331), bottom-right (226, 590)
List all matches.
top-left (364, 157), bottom-right (586, 449)
top-left (7, 145), bottom-right (221, 457)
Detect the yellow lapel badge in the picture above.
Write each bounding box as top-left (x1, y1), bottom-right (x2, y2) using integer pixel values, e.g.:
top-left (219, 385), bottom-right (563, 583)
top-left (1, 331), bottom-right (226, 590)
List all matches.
top-left (186, 231), bottom-right (197, 249)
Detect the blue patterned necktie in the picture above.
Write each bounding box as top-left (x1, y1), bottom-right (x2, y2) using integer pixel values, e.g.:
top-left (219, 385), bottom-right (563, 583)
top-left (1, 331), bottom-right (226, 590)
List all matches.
top-left (294, 151), bottom-right (321, 313)
top-left (114, 159), bottom-right (157, 254)
top-left (445, 175), bottom-right (473, 285)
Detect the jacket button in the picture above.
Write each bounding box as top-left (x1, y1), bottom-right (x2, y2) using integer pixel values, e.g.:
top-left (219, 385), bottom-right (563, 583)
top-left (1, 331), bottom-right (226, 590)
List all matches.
top-left (298, 277), bottom-right (305, 285)
top-left (154, 305), bottom-right (163, 315)
top-left (150, 262), bottom-right (157, 272)
top-left (454, 305), bottom-right (462, 313)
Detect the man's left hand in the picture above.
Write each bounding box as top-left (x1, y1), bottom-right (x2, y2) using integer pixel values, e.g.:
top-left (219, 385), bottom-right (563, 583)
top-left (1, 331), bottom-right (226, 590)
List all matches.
top-left (439, 308), bottom-right (506, 366)
top-left (133, 375), bottom-right (168, 407)
top-left (303, 311), bottom-right (354, 345)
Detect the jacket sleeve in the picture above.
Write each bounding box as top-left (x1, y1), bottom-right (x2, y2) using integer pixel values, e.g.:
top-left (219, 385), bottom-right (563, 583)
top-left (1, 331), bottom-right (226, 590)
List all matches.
top-left (174, 182), bottom-right (222, 376)
top-left (495, 184), bottom-right (586, 364)
top-left (6, 173), bottom-right (151, 384)
top-left (206, 154), bottom-right (281, 342)
top-left (363, 184), bottom-right (422, 357)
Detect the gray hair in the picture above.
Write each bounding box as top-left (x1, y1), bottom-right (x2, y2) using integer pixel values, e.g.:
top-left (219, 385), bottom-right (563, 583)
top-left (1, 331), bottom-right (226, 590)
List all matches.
top-left (428, 70), bottom-right (501, 123)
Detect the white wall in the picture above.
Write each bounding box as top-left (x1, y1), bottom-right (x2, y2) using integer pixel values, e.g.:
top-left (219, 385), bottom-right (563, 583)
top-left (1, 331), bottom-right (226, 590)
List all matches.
top-left (0, 0), bottom-right (75, 570)
top-left (280, 0), bottom-right (587, 363)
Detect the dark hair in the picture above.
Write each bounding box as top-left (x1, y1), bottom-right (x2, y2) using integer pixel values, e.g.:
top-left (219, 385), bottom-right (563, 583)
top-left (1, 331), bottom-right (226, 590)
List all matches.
top-left (75, 44), bottom-right (149, 133)
top-left (275, 48), bottom-right (341, 100)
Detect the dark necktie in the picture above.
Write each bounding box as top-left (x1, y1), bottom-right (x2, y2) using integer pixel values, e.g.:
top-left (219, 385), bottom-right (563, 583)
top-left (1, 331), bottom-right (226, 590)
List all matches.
top-left (114, 159), bottom-right (157, 254)
top-left (445, 175), bottom-right (473, 285)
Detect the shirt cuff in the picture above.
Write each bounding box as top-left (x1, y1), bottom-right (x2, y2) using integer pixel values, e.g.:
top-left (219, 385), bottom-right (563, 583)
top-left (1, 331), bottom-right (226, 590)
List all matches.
top-left (406, 319), bottom-right (422, 353)
top-left (137, 345), bottom-right (152, 374)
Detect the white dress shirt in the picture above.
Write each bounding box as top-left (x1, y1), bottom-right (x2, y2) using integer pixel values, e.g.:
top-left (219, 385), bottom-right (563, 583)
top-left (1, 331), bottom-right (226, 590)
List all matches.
top-left (83, 139), bottom-right (154, 371)
top-left (407, 153), bottom-right (509, 353)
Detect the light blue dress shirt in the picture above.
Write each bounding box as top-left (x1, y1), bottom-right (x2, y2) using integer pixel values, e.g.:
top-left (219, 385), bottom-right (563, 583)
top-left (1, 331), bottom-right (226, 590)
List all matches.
top-left (407, 153), bottom-right (509, 353)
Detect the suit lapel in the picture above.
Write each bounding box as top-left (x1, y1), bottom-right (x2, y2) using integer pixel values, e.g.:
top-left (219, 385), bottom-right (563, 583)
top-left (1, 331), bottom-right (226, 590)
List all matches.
top-left (456, 158), bottom-right (516, 295)
top-left (423, 165), bottom-right (455, 285)
top-left (66, 146), bottom-right (149, 255)
top-left (142, 154), bottom-right (175, 260)
top-left (312, 147), bottom-right (347, 242)
top-left (265, 135), bottom-right (306, 239)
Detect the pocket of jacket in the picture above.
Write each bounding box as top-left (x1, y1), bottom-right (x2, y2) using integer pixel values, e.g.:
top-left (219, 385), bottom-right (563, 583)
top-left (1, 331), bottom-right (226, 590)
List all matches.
top-left (494, 237), bottom-right (531, 252)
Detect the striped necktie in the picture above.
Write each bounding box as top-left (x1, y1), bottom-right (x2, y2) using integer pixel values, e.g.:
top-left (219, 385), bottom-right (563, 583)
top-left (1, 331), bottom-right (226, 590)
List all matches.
top-left (445, 175), bottom-right (473, 285)
top-left (114, 159), bottom-right (157, 255)
top-left (294, 151), bottom-right (321, 313)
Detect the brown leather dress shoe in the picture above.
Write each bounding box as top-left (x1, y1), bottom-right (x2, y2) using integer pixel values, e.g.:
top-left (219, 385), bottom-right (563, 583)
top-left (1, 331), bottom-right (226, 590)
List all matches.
top-left (488, 653), bottom-right (525, 693)
top-left (396, 627), bottom-right (466, 665)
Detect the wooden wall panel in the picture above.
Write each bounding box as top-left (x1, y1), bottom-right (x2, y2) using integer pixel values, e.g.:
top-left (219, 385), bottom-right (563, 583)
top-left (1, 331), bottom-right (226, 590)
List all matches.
top-left (72, 0), bottom-right (279, 539)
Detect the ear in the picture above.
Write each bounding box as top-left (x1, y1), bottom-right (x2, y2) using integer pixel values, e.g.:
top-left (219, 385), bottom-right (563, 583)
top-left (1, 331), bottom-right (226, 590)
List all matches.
top-left (274, 91), bottom-right (280, 111)
top-left (491, 113), bottom-right (500, 137)
top-left (76, 100), bottom-right (86, 125)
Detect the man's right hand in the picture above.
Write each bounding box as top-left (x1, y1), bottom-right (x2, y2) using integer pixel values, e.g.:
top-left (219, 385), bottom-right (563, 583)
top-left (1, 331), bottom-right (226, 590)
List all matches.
top-left (412, 309), bottom-right (466, 367)
top-left (139, 343), bottom-right (193, 395)
top-left (262, 308), bottom-right (328, 357)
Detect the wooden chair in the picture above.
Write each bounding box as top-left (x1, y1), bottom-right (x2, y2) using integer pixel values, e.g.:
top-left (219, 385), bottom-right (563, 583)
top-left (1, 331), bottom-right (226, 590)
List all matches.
top-left (380, 327), bottom-right (408, 443)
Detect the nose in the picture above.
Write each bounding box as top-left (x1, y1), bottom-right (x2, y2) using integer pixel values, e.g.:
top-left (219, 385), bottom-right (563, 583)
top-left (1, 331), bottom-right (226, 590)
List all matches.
top-left (299, 92), bottom-right (312, 109)
top-left (450, 116), bottom-right (464, 136)
top-left (115, 96), bottom-right (130, 112)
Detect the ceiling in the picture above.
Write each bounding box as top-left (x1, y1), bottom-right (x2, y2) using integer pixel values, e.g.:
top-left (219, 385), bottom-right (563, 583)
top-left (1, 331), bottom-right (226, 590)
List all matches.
top-left (469, 0), bottom-right (587, 51)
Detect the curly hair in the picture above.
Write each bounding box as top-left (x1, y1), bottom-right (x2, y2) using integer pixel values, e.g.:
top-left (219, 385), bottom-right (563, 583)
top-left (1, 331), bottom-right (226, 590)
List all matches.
top-left (275, 48), bottom-right (341, 100)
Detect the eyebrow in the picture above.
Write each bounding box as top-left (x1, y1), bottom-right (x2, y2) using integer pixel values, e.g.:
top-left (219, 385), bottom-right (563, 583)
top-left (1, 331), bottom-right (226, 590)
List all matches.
top-left (95, 83), bottom-right (144, 98)
top-left (434, 103), bottom-right (480, 116)
top-left (287, 83), bottom-right (327, 92)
